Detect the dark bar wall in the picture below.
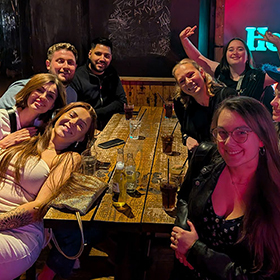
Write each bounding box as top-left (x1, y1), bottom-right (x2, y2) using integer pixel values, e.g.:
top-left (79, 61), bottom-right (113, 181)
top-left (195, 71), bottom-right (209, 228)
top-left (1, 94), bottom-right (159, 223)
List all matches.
top-left (12, 0), bottom-right (203, 77)
top-left (1, 0), bottom-right (279, 79)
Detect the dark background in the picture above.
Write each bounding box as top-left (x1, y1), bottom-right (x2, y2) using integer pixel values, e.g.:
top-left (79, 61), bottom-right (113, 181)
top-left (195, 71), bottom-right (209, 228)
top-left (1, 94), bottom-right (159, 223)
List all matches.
top-left (0, 0), bottom-right (279, 78)
top-left (1, 0), bottom-right (202, 77)
top-left (224, 0), bottom-right (280, 68)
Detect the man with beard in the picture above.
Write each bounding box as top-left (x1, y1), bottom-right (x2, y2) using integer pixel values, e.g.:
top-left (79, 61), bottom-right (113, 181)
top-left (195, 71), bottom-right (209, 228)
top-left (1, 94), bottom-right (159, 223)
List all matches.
top-left (0, 42), bottom-right (78, 107)
top-left (71, 37), bottom-right (127, 130)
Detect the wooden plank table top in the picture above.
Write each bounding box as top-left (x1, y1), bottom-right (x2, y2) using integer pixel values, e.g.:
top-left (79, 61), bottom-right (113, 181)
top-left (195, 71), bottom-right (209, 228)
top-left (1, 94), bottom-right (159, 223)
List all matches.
top-left (93, 106), bottom-right (163, 231)
top-left (44, 106), bottom-right (188, 233)
top-left (142, 116), bottom-right (188, 232)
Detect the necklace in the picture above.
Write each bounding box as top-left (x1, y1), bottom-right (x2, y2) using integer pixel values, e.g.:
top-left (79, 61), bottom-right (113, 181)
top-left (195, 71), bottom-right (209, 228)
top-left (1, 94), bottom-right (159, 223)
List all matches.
top-left (227, 168), bottom-right (248, 204)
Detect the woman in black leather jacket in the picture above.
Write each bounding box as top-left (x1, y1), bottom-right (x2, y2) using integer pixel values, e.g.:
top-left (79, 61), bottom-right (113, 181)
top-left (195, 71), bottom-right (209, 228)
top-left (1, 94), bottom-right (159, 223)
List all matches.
top-left (170, 96), bottom-right (280, 279)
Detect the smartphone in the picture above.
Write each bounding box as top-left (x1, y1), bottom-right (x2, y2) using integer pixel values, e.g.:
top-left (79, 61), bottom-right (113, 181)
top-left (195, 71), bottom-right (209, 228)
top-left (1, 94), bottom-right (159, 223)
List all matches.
top-left (96, 160), bottom-right (111, 170)
top-left (97, 138), bottom-right (125, 149)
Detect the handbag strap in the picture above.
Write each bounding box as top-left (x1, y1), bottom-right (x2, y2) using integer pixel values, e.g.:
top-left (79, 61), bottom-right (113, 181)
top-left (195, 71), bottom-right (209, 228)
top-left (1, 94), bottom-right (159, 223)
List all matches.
top-left (236, 75), bottom-right (245, 95)
top-left (51, 211), bottom-right (85, 260)
top-left (6, 108), bottom-right (17, 133)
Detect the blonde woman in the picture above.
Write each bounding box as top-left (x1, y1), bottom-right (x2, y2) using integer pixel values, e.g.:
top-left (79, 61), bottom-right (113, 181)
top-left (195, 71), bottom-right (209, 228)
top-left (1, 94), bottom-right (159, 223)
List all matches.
top-left (173, 58), bottom-right (236, 152)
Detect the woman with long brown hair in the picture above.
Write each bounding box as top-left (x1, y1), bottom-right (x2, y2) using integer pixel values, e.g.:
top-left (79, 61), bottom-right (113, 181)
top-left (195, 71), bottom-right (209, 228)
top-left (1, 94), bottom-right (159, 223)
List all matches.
top-left (0, 102), bottom-right (96, 280)
top-left (178, 26), bottom-right (277, 112)
top-left (170, 96), bottom-right (280, 279)
top-left (0, 73), bottom-right (66, 149)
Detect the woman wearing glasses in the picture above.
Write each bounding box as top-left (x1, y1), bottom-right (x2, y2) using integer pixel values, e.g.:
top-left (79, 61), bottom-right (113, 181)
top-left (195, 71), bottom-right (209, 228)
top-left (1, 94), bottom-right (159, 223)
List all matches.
top-left (170, 96), bottom-right (280, 279)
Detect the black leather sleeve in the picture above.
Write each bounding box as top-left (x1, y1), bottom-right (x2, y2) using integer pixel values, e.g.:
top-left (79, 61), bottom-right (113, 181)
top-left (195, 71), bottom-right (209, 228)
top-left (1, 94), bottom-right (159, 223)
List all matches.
top-left (174, 199), bottom-right (190, 231)
top-left (187, 240), bottom-right (274, 280)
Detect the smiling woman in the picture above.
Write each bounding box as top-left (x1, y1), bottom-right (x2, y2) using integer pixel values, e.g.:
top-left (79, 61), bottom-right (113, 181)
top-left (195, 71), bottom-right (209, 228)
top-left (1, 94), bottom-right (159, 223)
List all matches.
top-left (179, 26), bottom-right (278, 111)
top-left (172, 58), bottom-right (237, 152)
top-left (0, 101), bottom-right (96, 279)
top-left (171, 96), bottom-right (280, 280)
top-left (0, 73), bottom-right (66, 149)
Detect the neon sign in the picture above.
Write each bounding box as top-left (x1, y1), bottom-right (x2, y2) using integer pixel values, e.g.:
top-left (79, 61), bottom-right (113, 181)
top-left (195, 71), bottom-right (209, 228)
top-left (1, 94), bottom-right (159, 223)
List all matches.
top-left (245, 27), bottom-right (280, 52)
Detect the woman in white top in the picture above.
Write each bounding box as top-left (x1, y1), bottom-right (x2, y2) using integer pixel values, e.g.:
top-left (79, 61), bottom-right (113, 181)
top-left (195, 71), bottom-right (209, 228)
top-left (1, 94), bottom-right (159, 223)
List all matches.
top-left (0, 73), bottom-right (66, 149)
top-left (0, 101), bottom-right (96, 280)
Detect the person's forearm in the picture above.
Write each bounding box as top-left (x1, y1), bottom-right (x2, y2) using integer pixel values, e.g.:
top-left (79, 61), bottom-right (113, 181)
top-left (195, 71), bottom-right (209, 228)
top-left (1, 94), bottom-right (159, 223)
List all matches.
top-left (180, 36), bottom-right (202, 62)
top-left (0, 203), bottom-right (38, 231)
top-left (187, 240), bottom-right (256, 280)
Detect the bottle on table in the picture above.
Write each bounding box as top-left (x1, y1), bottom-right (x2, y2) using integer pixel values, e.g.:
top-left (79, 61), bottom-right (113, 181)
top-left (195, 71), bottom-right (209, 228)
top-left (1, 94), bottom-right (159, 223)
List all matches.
top-left (112, 148), bottom-right (126, 207)
top-left (125, 153), bottom-right (137, 193)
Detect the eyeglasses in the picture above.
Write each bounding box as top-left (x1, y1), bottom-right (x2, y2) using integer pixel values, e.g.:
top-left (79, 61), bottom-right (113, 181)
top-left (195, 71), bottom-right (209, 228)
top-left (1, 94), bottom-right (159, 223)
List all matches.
top-left (211, 127), bottom-right (253, 143)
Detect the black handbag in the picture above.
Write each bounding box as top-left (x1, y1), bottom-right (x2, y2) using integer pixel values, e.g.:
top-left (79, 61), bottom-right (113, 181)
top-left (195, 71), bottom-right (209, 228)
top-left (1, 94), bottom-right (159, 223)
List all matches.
top-left (49, 172), bottom-right (108, 259)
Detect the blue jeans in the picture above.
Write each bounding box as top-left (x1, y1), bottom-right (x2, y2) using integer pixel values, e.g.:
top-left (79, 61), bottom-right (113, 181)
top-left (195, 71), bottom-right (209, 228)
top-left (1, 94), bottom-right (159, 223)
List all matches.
top-left (47, 226), bottom-right (104, 278)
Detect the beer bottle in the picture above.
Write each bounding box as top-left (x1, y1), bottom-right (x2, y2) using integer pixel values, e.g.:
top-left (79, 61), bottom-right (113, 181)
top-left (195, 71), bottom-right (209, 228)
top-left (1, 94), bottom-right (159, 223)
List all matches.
top-left (125, 153), bottom-right (136, 193)
top-left (112, 148), bottom-right (126, 207)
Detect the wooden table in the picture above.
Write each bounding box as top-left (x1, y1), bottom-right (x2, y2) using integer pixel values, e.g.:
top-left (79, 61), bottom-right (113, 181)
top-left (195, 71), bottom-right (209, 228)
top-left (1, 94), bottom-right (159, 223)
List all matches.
top-left (44, 106), bottom-right (188, 279)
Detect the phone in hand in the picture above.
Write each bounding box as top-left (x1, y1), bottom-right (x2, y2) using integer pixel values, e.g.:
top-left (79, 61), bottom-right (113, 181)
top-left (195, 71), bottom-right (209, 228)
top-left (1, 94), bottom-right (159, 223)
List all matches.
top-left (97, 138), bottom-right (125, 149)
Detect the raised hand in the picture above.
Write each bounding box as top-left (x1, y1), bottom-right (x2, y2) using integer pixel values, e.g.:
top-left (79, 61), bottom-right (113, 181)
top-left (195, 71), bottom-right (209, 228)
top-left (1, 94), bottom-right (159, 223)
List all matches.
top-left (257, 30), bottom-right (280, 46)
top-left (180, 26), bottom-right (197, 41)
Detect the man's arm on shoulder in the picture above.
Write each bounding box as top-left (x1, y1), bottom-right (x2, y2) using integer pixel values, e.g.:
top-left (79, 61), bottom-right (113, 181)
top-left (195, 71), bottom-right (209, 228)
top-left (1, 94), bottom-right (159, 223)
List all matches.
top-left (0, 78), bottom-right (30, 109)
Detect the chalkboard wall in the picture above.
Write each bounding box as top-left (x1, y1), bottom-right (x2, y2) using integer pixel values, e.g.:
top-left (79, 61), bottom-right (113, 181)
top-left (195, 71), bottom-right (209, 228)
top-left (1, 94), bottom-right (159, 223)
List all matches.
top-left (22, 0), bottom-right (201, 77)
top-left (89, 0), bottom-right (200, 77)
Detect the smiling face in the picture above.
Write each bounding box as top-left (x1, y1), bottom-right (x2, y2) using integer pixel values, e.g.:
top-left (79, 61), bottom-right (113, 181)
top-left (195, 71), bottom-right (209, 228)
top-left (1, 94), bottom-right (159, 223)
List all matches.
top-left (226, 39), bottom-right (248, 68)
top-left (46, 49), bottom-right (77, 85)
top-left (216, 108), bottom-right (263, 168)
top-left (27, 82), bottom-right (58, 114)
top-left (88, 44), bottom-right (112, 75)
top-left (54, 107), bottom-right (92, 144)
top-left (174, 63), bottom-right (207, 100)
top-left (270, 86), bottom-right (280, 122)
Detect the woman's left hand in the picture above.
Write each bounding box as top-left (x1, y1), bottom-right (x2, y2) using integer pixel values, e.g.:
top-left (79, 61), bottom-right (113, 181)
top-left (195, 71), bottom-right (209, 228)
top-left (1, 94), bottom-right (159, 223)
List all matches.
top-left (170, 221), bottom-right (199, 256)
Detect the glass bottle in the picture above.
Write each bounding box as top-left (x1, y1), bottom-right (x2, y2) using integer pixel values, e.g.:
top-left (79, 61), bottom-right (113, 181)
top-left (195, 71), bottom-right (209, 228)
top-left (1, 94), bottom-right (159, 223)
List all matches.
top-left (112, 148), bottom-right (126, 207)
top-left (125, 153), bottom-right (137, 193)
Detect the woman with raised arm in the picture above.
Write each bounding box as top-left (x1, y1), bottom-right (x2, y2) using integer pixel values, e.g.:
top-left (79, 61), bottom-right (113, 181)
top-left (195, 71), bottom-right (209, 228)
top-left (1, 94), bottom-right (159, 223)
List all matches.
top-left (0, 73), bottom-right (66, 149)
top-left (172, 58), bottom-right (236, 152)
top-left (170, 96), bottom-right (280, 279)
top-left (179, 26), bottom-right (277, 109)
top-left (0, 102), bottom-right (96, 280)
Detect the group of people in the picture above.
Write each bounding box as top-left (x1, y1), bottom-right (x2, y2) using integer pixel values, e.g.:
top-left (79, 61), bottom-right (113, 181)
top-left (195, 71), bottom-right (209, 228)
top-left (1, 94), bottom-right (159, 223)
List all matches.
top-left (1, 23), bottom-right (280, 280)
top-left (170, 26), bottom-right (280, 279)
top-left (0, 37), bottom-right (126, 279)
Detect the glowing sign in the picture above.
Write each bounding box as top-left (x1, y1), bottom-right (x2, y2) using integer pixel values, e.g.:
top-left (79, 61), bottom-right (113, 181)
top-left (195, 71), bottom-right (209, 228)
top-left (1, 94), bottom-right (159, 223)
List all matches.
top-left (245, 27), bottom-right (280, 52)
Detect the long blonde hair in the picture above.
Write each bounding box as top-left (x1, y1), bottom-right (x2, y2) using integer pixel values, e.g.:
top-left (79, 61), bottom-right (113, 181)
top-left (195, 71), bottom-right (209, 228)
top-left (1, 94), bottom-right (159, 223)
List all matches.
top-left (172, 58), bottom-right (222, 108)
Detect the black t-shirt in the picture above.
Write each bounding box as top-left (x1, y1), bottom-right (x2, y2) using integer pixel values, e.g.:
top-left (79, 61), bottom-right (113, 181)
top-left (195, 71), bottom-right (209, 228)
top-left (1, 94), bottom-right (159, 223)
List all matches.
top-left (173, 86), bottom-right (237, 145)
top-left (214, 65), bottom-right (274, 113)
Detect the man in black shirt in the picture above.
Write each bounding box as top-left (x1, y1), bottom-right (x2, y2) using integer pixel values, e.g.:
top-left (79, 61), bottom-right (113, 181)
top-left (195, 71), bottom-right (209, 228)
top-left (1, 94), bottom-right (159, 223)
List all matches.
top-left (71, 37), bottom-right (127, 130)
